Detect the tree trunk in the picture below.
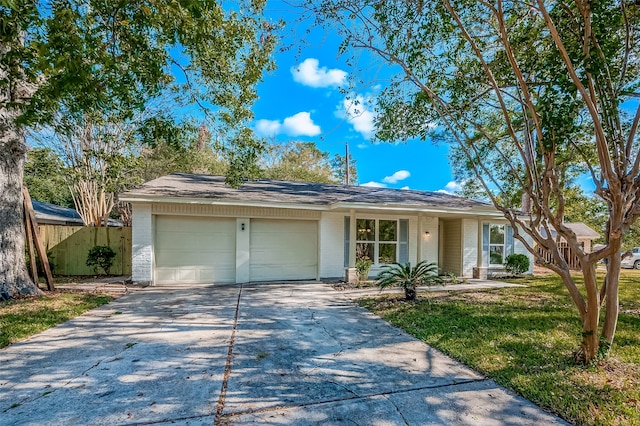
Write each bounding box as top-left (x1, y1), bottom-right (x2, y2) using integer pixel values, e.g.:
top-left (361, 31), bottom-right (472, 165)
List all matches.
top-left (1, 38), bottom-right (42, 297)
top-left (405, 286), bottom-right (416, 301)
top-left (0, 120), bottom-right (42, 297)
top-left (579, 261), bottom-right (601, 363)
top-left (602, 247), bottom-right (621, 345)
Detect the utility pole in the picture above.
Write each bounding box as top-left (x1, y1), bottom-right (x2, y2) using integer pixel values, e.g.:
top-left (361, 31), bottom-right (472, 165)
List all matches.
top-left (345, 141), bottom-right (350, 186)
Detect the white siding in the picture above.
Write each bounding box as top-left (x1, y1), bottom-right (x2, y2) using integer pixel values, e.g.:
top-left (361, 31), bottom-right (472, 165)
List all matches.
top-left (319, 212), bottom-right (345, 278)
top-left (236, 218), bottom-right (250, 283)
top-left (514, 225), bottom-right (535, 274)
top-left (131, 203), bottom-right (153, 284)
top-left (152, 203), bottom-right (321, 220)
top-left (441, 219), bottom-right (462, 275)
top-left (420, 216), bottom-right (439, 264)
top-left (462, 218), bottom-right (479, 278)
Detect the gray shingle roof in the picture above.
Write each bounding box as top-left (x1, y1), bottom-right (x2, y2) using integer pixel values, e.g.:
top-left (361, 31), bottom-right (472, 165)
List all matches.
top-left (32, 200), bottom-right (84, 225)
top-left (121, 173), bottom-right (492, 210)
top-left (540, 222), bottom-right (601, 239)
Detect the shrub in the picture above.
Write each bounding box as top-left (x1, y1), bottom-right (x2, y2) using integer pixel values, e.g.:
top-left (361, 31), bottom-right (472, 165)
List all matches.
top-left (86, 246), bottom-right (117, 275)
top-left (376, 261), bottom-right (439, 301)
top-left (504, 253), bottom-right (530, 275)
top-left (355, 258), bottom-right (373, 282)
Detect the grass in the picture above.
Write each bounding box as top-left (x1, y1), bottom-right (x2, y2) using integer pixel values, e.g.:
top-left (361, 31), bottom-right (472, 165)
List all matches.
top-left (0, 293), bottom-right (113, 349)
top-left (359, 269), bottom-right (640, 426)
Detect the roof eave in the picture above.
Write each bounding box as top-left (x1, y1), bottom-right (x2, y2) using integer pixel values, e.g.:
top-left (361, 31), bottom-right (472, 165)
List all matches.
top-left (119, 195), bottom-right (330, 211)
top-left (329, 202), bottom-right (505, 216)
top-left (121, 195), bottom-right (508, 217)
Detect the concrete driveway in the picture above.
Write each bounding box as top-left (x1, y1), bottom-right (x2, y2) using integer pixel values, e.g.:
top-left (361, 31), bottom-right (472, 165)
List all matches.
top-left (0, 282), bottom-right (566, 425)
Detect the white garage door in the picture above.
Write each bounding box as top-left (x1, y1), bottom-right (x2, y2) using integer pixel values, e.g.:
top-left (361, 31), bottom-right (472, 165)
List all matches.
top-left (155, 216), bottom-right (235, 284)
top-left (250, 220), bottom-right (318, 281)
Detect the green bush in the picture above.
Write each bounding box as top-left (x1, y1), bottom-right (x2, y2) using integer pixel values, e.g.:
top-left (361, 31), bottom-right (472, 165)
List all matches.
top-left (504, 253), bottom-right (530, 275)
top-left (86, 246), bottom-right (117, 275)
top-left (356, 258), bottom-right (373, 282)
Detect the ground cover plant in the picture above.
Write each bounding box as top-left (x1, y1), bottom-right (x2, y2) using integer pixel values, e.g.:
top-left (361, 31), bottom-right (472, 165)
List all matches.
top-left (359, 270), bottom-right (640, 425)
top-left (0, 293), bottom-right (112, 348)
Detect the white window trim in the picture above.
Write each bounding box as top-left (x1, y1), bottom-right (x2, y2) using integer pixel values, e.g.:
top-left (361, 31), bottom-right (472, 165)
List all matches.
top-left (489, 224), bottom-right (505, 267)
top-left (356, 218), bottom-right (399, 265)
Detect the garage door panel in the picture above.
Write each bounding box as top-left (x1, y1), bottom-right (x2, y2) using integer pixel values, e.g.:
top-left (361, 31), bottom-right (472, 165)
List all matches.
top-left (250, 220), bottom-right (317, 281)
top-left (155, 216), bottom-right (235, 284)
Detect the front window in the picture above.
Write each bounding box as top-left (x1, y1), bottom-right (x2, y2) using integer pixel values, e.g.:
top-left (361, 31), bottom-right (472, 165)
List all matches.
top-left (356, 219), bottom-right (398, 264)
top-left (489, 224), bottom-right (505, 265)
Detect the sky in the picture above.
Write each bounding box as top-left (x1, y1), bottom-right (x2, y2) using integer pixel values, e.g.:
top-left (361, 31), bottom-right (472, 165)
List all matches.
top-left (249, 2), bottom-right (459, 194)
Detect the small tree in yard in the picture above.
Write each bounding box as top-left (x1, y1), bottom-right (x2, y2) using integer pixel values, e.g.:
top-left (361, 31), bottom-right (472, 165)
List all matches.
top-left (356, 258), bottom-right (373, 282)
top-left (306, 0), bottom-right (640, 364)
top-left (86, 246), bottom-right (117, 275)
top-left (376, 261), bottom-right (439, 301)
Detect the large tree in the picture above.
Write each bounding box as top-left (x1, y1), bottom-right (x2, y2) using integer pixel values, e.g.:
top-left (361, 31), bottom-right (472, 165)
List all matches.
top-left (24, 147), bottom-right (73, 208)
top-left (0, 1), bottom-right (276, 296)
top-left (260, 140), bottom-right (358, 183)
top-left (306, 0), bottom-right (640, 363)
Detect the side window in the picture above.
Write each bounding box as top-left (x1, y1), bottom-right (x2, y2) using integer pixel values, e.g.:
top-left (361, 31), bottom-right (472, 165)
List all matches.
top-left (489, 224), bottom-right (505, 265)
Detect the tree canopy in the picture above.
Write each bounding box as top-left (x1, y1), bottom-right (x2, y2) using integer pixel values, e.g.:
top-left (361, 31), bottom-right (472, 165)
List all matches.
top-left (1, 0), bottom-right (277, 296)
top-left (305, 0), bottom-right (640, 363)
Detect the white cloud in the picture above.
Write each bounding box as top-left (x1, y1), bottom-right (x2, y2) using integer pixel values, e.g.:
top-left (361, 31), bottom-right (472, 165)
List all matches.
top-left (383, 170), bottom-right (411, 184)
top-left (291, 58), bottom-right (347, 88)
top-left (336, 94), bottom-right (376, 139)
top-left (401, 186), bottom-right (410, 190)
top-left (282, 112), bottom-right (321, 136)
top-left (437, 181), bottom-right (462, 195)
top-left (361, 181), bottom-right (387, 188)
top-left (255, 112), bottom-right (321, 137)
top-left (255, 119), bottom-right (281, 136)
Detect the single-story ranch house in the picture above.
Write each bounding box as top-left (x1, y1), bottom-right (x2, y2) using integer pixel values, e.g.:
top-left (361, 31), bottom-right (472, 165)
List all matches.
top-left (120, 173), bottom-right (533, 285)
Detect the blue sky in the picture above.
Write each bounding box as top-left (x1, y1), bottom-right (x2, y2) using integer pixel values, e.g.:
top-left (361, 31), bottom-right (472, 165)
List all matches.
top-left (250, 3), bottom-right (458, 194)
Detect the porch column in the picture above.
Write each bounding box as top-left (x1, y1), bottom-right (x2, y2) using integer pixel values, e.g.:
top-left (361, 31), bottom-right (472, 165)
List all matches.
top-left (348, 209), bottom-right (357, 268)
top-left (345, 209), bottom-right (358, 283)
top-left (477, 220), bottom-right (483, 267)
top-left (417, 213), bottom-right (423, 261)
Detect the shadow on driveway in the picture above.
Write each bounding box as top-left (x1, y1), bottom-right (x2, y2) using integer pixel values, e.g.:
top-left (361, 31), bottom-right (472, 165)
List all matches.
top-left (0, 282), bottom-right (567, 425)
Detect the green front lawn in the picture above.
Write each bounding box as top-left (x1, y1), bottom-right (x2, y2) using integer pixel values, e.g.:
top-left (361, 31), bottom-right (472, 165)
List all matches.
top-left (360, 270), bottom-right (640, 426)
top-left (0, 293), bottom-right (112, 349)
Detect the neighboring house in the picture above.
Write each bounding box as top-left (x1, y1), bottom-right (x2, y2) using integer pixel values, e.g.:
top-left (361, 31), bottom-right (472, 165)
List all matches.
top-left (32, 200), bottom-right (85, 226)
top-left (32, 200), bottom-right (123, 227)
top-left (536, 222), bottom-right (601, 270)
top-left (120, 173), bottom-right (534, 286)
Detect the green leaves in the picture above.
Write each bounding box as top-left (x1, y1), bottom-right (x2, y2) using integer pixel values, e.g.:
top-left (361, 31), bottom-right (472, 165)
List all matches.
top-left (375, 260), bottom-right (439, 301)
top-left (5, 0), bottom-right (277, 176)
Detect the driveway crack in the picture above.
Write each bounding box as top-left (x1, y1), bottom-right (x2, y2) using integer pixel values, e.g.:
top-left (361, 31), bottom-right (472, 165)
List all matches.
top-left (3, 343), bottom-right (135, 413)
top-left (307, 307), bottom-right (344, 355)
top-left (382, 394), bottom-right (410, 425)
top-left (217, 379), bottom-right (488, 421)
top-left (215, 284), bottom-right (243, 423)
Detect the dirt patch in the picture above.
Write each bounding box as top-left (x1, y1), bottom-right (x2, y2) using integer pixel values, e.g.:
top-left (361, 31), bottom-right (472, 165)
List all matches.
top-left (331, 281), bottom-right (378, 291)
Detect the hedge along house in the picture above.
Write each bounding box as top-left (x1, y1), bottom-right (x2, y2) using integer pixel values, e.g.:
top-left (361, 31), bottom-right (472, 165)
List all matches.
top-left (120, 173), bottom-right (534, 285)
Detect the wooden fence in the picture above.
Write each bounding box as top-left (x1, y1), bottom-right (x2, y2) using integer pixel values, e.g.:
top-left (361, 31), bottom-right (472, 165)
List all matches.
top-left (38, 225), bottom-right (132, 276)
top-left (535, 243), bottom-right (581, 270)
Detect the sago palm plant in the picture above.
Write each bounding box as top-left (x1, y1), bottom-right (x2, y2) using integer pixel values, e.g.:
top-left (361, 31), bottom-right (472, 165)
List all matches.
top-left (375, 261), bottom-right (439, 301)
